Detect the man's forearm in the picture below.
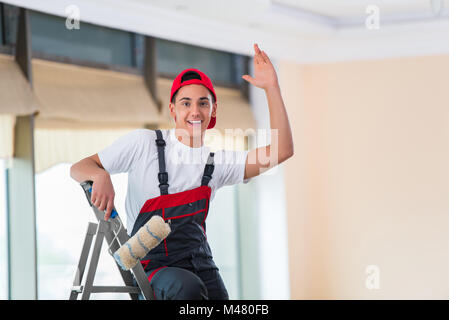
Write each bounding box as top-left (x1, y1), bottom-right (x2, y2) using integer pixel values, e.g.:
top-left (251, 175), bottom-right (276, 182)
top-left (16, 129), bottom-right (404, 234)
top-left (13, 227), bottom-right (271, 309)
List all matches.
top-left (265, 84), bottom-right (294, 162)
top-left (70, 158), bottom-right (107, 183)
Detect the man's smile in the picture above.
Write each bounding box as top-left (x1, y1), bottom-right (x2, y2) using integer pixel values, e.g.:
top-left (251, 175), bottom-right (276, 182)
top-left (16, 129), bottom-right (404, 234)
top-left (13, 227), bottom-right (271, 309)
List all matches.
top-left (187, 120), bottom-right (203, 126)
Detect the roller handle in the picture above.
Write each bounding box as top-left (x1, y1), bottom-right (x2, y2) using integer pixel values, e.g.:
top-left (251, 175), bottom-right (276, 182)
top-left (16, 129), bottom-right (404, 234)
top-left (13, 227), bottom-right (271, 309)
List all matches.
top-left (88, 186), bottom-right (118, 219)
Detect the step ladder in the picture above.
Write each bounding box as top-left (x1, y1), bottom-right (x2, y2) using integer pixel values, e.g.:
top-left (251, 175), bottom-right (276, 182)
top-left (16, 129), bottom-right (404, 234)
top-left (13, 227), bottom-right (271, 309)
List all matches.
top-left (69, 180), bottom-right (153, 300)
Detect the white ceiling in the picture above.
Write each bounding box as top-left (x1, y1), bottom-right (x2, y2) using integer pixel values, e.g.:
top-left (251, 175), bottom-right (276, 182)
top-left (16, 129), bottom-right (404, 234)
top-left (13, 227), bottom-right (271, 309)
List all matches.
top-left (4, 0), bottom-right (449, 63)
top-left (272, 0), bottom-right (449, 27)
top-left (274, 0), bottom-right (442, 18)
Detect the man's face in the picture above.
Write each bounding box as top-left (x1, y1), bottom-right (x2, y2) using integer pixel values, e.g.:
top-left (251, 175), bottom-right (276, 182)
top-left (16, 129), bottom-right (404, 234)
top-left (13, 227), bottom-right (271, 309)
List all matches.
top-left (169, 84), bottom-right (217, 137)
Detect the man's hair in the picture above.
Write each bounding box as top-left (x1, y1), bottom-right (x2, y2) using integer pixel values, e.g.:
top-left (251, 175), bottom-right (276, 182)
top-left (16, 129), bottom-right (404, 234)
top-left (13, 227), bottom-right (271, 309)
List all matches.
top-left (171, 70), bottom-right (216, 104)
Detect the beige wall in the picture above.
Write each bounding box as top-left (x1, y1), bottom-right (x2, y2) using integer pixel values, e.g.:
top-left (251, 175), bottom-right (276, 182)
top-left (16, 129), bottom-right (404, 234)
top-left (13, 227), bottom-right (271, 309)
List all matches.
top-left (279, 54), bottom-right (449, 299)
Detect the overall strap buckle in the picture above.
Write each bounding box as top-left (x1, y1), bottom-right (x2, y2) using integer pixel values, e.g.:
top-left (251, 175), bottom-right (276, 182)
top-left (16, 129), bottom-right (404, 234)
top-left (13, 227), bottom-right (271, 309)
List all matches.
top-left (155, 130), bottom-right (169, 195)
top-left (155, 138), bottom-right (166, 147)
top-left (201, 152), bottom-right (215, 186)
top-left (158, 172), bottom-right (168, 184)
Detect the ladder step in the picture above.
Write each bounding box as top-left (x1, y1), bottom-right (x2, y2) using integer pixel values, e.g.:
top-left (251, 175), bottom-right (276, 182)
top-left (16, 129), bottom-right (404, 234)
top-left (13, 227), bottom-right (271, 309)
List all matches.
top-left (90, 286), bottom-right (141, 294)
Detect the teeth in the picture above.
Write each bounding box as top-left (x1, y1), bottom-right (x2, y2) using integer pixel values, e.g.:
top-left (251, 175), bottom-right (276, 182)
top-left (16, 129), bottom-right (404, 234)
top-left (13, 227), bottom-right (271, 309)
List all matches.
top-left (188, 120), bottom-right (202, 124)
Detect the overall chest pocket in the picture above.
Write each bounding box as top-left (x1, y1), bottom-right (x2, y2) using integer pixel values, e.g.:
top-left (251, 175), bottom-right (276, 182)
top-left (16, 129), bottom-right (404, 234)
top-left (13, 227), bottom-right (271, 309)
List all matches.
top-left (135, 185), bottom-right (212, 257)
top-left (163, 198), bottom-right (208, 235)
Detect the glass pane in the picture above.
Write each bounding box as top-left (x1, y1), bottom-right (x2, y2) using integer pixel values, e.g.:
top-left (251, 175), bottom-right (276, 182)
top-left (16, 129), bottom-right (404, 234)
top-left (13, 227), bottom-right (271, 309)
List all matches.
top-left (30, 11), bottom-right (135, 67)
top-left (207, 185), bottom-right (241, 299)
top-left (0, 6), bottom-right (3, 45)
top-left (134, 34), bottom-right (145, 70)
top-left (36, 163), bottom-right (130, 299)
top-left (0, 159), bottom-right (8, 299)
top-left (2, 4), bottom-right (19, 46)
top-left (156, 38), bottom-right (240, 85)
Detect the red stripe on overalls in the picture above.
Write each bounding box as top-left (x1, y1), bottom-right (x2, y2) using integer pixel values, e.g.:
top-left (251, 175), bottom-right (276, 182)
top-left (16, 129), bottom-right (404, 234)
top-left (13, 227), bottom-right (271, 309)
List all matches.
top-left (201, 199), bottom-right (209, 240)
top-left (162, 208), bottom-right (168, 256)
top-left (148, 266), bottom-right (167, 283)
top-left (167, 209), bottom-right (206, 220)
top-left (147, 266), bottom-right (167, 300)
top-left (140, 259), bottom-right (151, 269)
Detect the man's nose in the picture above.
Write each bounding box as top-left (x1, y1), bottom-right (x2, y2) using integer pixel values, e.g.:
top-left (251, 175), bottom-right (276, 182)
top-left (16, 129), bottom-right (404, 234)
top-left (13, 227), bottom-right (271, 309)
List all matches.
top-left (189, 103), bottom-right (201, 116)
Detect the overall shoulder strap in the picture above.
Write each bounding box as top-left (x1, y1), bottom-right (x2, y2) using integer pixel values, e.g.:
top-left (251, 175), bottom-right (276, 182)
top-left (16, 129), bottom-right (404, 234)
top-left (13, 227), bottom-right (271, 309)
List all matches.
top-left (201, 152), bottom-right (215, 186)
top-left (155, 130), bottom-right (169, 195)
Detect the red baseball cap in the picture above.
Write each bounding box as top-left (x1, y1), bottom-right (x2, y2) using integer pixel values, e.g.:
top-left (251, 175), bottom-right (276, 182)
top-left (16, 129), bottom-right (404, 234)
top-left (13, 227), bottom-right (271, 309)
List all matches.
top-left (170, 68), bottom-right (217, 129)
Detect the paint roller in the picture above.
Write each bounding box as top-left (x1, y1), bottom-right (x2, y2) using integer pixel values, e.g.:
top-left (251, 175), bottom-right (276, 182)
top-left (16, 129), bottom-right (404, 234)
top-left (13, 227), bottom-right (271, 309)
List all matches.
top-left (113, 215), bottom-right (171, 271)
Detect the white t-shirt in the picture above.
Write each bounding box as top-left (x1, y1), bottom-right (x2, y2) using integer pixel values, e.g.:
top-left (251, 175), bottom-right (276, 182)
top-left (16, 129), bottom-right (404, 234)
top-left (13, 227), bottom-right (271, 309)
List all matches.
top-left (98, 128), bottom-right (250, 233)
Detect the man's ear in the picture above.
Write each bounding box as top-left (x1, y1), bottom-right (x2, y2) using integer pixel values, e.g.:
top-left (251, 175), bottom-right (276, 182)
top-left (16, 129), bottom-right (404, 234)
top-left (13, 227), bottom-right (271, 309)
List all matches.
top-left (211, 103), bottom-right (217, 117)
top-left (169, 103), bottom-right (177, 122)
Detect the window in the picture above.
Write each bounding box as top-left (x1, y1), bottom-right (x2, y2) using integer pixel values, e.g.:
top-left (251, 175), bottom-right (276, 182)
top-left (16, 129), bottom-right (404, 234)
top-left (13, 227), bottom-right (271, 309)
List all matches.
top-left (29, 10), bottom-right (137, 68)
top-left (0, 4), bottom-right (4, 45)
top-left (0, 159), bottom-right (8, 299)
top-left (1, 4), bottom-right (19, 46)
top-left (156, 38), bottom-right (246, 87)
top-left (207, 185), bottom-right (241, 299)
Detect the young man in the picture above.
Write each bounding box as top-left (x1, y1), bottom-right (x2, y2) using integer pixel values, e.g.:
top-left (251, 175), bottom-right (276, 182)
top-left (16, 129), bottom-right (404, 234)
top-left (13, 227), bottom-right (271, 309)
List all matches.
top-left (70, 43), bottom-right (293, 300)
